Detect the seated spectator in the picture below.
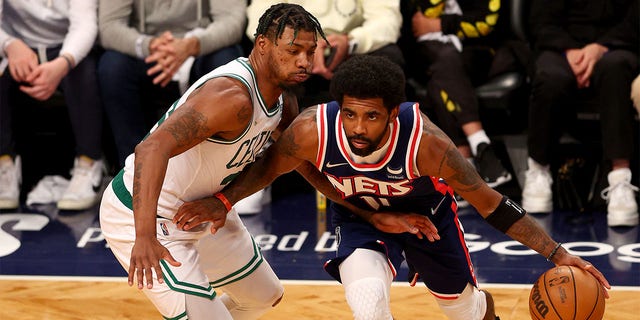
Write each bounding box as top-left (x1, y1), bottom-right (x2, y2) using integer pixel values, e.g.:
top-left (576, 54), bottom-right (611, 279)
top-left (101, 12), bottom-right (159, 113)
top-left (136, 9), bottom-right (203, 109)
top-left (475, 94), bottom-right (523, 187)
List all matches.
top-left (0, 0), bottom-right (104, 211)
top-left (399, 0), bottom-right (525, 190)
top-left (97, 0), bottom-right (246, 167)
top-left (246, 0), bottom-right (406, 109)
top-left (523, 0), bottom-right (638, 227)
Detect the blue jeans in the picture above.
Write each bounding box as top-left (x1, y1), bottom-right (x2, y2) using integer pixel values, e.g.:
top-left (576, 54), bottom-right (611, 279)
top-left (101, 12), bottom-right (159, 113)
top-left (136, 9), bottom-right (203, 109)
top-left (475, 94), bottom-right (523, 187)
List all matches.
top-left (98, 45), bottom-right (243, 167)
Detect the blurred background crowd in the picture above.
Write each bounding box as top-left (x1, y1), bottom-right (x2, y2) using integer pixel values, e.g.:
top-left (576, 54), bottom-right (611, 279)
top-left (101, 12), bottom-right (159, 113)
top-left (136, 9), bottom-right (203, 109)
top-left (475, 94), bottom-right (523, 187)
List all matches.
top-left (0, 0), bottom-right (638, 228)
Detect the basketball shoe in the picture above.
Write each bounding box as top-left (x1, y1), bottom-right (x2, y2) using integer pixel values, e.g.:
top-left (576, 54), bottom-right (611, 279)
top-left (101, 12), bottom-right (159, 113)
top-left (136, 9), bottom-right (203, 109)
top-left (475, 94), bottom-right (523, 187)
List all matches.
top-left (521, 158), bottom-right (553, 214)
top-left (57, 157), bottom-right (104, 210)
top-left (601, 168), bottom-right (639, 227)
top-left (0, 155), bottom-right (20, 209)
top-left (475, 143), bottom-right (512, 188)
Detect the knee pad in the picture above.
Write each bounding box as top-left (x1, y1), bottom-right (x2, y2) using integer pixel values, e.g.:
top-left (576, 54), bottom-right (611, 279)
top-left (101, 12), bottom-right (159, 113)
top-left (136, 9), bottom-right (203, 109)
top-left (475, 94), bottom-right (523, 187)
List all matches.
top-left (344, 277), bottom-right (393, 320)
top-left (433, 283), bottom-right (487, 320)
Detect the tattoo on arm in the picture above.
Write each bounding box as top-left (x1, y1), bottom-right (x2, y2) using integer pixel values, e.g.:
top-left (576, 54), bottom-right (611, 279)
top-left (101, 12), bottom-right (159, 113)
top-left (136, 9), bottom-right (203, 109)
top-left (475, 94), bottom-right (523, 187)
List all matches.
top-left (163, 109), bottom-right (209, 147)
top-left (132, 163), bottom-right (142, 209)
top-left (422, 114), bottom-right (482, 192)
top-left (279, 129), bottom-right (300, 157)
top-left (506, 215), bottom-right (555, 255)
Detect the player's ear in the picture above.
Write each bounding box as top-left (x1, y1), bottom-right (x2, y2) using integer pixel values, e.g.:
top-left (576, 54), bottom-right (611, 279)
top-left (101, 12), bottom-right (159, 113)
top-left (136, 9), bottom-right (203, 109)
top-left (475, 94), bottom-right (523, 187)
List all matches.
top-left (255, 34), bottom-right (269, 55)
top-left (389, 105), bottom-right (400, 123)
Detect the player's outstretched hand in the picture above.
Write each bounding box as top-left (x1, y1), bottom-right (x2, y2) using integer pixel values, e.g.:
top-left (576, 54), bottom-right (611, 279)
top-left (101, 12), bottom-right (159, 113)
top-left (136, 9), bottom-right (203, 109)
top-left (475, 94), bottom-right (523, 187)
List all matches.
top-left (370, 212), bottom-right (440, 242)
top-left (128, 237), bottom-right (181, 290)
top-left (174, 197), bottom-right (228, 234)
top-left (552, 249), bottom-right (611, 299)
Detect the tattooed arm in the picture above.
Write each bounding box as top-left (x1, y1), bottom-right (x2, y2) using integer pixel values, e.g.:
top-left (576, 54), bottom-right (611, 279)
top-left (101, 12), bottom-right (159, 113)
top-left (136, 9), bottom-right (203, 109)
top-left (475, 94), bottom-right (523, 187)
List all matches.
top-left (175, 106), bottom-right (439, 239)
top-left (415, 112), bottom-right (610, 293)
top-left (128, 77), bottom-right (253, 289)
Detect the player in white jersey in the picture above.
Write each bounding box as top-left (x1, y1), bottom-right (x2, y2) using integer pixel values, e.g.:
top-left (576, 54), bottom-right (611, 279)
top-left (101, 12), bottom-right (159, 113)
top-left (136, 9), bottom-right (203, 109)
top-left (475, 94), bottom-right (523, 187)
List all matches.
top-left (99, 4), bottom-right (327, 319)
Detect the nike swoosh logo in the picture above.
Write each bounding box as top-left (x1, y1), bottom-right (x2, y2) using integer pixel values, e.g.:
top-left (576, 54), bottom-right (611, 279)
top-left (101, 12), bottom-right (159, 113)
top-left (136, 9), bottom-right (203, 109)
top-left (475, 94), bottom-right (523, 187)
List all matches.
top-left (326, 162), bottom-right (349, 168)
top-left (431, 196), bottom-right (446, 215)
top-left (386, 167), bottom-right (403, 175)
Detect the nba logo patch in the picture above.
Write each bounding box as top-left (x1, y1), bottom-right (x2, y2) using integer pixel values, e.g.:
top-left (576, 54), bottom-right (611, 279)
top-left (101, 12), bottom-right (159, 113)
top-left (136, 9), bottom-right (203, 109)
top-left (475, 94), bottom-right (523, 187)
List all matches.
top-left (160, 222), bottom-right (170, 236)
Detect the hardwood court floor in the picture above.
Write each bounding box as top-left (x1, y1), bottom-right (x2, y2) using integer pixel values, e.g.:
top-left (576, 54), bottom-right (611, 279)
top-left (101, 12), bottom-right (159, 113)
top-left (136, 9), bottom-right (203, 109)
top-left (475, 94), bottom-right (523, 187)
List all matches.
top-left (1, 278), bottom-right (638, 319)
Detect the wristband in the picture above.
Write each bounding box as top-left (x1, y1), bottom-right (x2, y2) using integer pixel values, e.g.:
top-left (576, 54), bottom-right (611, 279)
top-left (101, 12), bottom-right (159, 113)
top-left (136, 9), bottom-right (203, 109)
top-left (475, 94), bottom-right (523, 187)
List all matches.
top-left (213, 192), bottom-right (232, 213)
top-left (485, 196), bottom-right (526, 233)
top-left (546, 242), bottom-right (562, 262)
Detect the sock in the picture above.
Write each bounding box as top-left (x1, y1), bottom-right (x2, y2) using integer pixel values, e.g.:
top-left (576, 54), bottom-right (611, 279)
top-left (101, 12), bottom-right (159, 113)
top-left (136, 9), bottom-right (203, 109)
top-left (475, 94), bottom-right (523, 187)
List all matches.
top-left (467, 130), bottom-right (490, 156)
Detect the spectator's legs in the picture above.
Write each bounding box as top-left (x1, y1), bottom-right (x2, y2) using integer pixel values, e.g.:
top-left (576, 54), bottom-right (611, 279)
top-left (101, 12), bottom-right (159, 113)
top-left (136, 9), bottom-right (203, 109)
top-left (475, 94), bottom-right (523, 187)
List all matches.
top-left (57, 49), bottom-right (103, 160)
top-left (98, 50), bottom-right (151, 167)
top-left (523, 51), bottom-right (576, 213)
top-left (0, 67), bottom-right (17, 157)
top-left (591, 49), bottom-right (639, 226)
top-left (0, 64), bottom-right (21, 209)
top-left (527, 51), bottom-right (576, 166)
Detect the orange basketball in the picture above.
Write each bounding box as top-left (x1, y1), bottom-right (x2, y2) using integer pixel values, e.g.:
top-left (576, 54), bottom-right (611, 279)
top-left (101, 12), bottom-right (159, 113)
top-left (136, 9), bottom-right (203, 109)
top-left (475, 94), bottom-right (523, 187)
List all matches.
top-left (529, 266), bottom-right (605, 320)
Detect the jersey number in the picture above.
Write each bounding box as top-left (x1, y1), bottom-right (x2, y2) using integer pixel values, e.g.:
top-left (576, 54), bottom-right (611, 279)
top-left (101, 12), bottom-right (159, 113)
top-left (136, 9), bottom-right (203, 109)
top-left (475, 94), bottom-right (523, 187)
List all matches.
top-left (361, 196), bottom-right (391, 210)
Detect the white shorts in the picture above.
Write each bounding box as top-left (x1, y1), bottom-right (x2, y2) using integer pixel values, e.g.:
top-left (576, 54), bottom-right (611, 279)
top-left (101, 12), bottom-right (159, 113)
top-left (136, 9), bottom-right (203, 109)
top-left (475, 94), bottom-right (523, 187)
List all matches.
top-left (100, 183), bottom-right (267, 318)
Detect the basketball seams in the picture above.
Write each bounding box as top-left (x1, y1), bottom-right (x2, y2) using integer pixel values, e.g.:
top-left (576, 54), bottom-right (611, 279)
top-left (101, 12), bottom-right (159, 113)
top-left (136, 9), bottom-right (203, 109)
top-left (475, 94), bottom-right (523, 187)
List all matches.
top-left (585, 273), bottom-right (602, 320)
top-left (568, 266), bottom-right (577, 320)
top-left (543, 269), bottom-right (563, 319)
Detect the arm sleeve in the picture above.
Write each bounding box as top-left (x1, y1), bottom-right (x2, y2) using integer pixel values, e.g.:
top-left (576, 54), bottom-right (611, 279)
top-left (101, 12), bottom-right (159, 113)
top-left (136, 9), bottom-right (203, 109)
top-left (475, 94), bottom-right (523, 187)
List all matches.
top-left (190, 0), bottom-right (246, 56)
top-left (98, 0), bottom-right (152, 58)
top-left (529, 0), bottom-right (581, 51)
top-left (597, 0), bottom-right (638, 52)
top-left (0, 0), bottom-right (13, 58)
top-left (61, 0), bottom-right (98, 63)
top-left (440, 0), bottom-right (500, 39)
top-left (348, 0), bottom-right (402, 54)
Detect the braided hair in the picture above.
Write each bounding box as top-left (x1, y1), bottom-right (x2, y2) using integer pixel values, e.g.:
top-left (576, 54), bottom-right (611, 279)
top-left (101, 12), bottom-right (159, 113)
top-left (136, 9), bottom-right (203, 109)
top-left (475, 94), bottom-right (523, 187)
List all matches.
top-left (254, 3), bottom-right (327, 46)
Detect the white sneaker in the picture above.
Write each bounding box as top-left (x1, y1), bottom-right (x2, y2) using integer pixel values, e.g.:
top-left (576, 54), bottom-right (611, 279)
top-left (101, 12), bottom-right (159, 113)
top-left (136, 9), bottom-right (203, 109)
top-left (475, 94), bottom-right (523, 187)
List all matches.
top-left (601, 168), bottom-right (639, 227)
top-left (234, 187), bottom-right (271, 215)
top-left (521, 158), bottom-right (553, 213)
top-left (0, 156), bottom-right (21, 209)
top-left (57, 157), bottom-right (104, 210)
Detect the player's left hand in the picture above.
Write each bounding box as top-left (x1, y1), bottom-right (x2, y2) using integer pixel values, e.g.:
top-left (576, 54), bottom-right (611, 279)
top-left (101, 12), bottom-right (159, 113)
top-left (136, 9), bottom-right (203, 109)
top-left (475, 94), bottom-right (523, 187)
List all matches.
top-left (174, 197), bottom-right (228, 234)
top-left (552, 248), bottom-right (611, 299)
top-left (370, 212), bottom-right (440, 242)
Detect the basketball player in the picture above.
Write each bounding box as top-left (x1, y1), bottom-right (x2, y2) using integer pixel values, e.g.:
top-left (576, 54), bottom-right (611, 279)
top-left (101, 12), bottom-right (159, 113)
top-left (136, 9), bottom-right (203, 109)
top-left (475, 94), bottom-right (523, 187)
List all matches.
top-left (99, 4), bottom-right (330, 320)
top-left (174, 55), bottom-right (611, 320)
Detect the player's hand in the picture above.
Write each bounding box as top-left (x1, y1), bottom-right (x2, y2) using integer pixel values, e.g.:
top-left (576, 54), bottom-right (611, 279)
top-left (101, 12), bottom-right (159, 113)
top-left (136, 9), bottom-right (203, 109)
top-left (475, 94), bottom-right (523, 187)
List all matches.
top-left (369, 212), bottom-right (440, 242)
top-left (174, 197), bottom-right (229, 234)
top-left (128, 236), bottom-right (181, 289)
top-left (552, 248), bottom-right (611, 299)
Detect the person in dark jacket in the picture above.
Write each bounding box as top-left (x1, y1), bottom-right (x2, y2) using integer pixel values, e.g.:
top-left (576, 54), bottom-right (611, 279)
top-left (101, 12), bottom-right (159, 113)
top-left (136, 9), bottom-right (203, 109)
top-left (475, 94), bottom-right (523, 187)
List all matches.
top-left (522, 0), bottom-right (639, 227)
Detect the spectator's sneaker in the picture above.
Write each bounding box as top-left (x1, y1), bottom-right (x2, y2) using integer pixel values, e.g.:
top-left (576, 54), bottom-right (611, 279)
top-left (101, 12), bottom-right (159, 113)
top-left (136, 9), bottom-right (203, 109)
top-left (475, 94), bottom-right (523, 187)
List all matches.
top-left (601, 168), bottom-right (639, 227)
top-left (57, 157), bottom-right (104, 210)
top-left (0, 156), bottom-right (21, 209)
top-left (521, 158), bottom-right (553, 214)
top-left (235, 187), bottom-right (271, 215)
top-left (475, 143), bottom-right (512, 188)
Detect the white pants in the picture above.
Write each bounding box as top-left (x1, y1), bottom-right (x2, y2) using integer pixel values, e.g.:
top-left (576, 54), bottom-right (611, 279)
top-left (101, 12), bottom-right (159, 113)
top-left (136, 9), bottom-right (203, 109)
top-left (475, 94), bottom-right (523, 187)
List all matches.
top-left (100, 185), bottom-right (283, 319)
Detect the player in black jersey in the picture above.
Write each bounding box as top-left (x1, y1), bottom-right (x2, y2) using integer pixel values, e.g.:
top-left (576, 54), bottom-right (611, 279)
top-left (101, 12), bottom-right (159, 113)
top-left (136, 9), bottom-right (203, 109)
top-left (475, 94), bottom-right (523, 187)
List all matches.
top-left (174, 55), bottom-right (610, 320)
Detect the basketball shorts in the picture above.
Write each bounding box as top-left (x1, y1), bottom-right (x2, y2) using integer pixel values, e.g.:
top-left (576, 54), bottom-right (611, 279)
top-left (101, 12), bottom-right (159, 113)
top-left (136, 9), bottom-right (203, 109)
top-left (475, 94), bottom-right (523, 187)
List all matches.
top-left (100, 182), bottom-right (268, 318)
top-left (324, 195), bottom-right (478, 295)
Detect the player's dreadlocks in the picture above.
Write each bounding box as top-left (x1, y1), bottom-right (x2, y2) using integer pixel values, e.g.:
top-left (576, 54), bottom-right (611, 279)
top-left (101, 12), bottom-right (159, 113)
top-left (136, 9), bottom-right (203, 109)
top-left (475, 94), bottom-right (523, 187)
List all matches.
top-left (254, 3), bottom-right (328, 46)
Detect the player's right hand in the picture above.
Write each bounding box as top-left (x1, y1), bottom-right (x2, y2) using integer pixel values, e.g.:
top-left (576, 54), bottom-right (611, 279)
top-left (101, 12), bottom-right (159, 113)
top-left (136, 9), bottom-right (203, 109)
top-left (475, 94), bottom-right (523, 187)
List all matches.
top-left (370, 212), bottom-right (440, 242)
top-left (174, 197), bottom-right (229, 234)
top-left (128, 237), bottom-right (181, 289)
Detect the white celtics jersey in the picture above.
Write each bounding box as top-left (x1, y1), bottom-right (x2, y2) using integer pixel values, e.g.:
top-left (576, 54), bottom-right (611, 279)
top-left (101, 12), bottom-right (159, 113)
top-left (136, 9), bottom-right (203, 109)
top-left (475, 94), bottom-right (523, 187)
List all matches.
top-left (119, 57), bottom-right (283, 219)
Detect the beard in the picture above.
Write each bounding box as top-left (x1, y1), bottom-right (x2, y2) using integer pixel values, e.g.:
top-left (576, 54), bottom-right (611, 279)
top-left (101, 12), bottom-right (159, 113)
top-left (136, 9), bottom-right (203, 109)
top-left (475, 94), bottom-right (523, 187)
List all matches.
top-left (347, 134), bottom-right (384, 157)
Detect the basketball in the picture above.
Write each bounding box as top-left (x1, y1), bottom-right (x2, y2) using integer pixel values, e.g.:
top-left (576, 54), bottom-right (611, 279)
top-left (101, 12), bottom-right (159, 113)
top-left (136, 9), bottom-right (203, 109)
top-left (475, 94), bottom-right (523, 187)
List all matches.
top-left (529, 266), bottom-right (605, 320)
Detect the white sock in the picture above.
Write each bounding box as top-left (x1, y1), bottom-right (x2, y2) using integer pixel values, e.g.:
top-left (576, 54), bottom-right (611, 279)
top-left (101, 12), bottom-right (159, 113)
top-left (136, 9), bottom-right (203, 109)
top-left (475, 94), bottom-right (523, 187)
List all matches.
top-left (467, 130), bottom-right (490, 156)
